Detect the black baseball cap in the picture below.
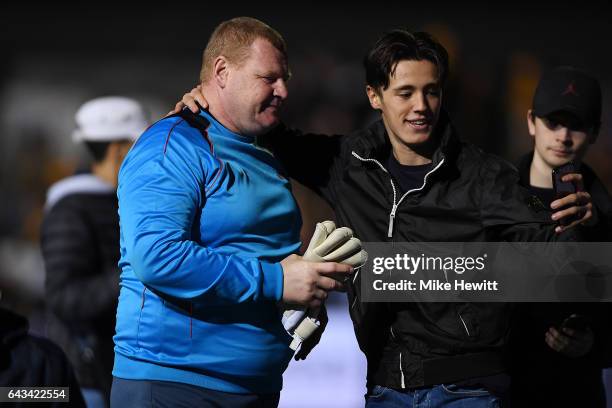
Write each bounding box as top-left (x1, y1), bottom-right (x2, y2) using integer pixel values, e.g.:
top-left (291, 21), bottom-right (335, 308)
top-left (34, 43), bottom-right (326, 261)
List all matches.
top-left (532, 66), bottom-right (601, 130)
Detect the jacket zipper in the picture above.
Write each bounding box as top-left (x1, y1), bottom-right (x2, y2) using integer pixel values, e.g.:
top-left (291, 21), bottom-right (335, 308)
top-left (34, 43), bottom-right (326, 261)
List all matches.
top-left (390, 327), bottom-right (406, 388)
top-left (399, 352), bottom-right (406, 388)
top-left (458, 312), bottom-right (471, 337)
top-left (441, 262), bottom-right (471, 337)
top-left (351, 150), bottom-right (451, 386)
top-left (351, 151), bottom-right (445, 238)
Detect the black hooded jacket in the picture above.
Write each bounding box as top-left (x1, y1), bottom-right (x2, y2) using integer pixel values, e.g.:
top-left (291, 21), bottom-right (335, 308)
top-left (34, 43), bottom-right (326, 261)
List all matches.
top-left (0, 308), bottom-right (85, 407)
top-left (40, 174), bottom-right (120, 396)
top-left (261, 113), bottom-right (568, 389)
top-left (507, 153), bottom-right (612, 407)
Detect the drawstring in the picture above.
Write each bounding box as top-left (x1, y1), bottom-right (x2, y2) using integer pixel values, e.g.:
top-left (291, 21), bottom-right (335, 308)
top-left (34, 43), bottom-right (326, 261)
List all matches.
top-left (351, 151), bottom-right (445, 238)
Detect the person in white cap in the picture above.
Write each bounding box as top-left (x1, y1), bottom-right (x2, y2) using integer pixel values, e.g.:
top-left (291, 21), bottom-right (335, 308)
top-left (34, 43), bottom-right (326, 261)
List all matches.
top-left (40, 96), bottom-right (148, 408)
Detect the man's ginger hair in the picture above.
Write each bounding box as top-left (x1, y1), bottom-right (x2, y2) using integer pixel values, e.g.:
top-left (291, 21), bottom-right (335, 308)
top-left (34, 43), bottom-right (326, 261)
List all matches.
top-left (200, 17), bottom-right (287, 83)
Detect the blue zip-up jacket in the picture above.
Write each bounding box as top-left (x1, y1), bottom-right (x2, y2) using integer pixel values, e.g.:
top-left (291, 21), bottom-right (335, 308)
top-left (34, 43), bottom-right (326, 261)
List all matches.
top-left (113, 110), bottom-right (302, 394)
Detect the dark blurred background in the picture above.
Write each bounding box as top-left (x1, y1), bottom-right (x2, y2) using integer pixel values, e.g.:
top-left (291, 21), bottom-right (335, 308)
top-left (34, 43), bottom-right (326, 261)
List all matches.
top-left (1, 4), bottom-right (611, 406)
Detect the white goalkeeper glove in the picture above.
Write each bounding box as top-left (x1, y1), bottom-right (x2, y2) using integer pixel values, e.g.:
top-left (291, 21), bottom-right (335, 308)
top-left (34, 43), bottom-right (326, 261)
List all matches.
top-left (282, 221), bottom-right (367, 351)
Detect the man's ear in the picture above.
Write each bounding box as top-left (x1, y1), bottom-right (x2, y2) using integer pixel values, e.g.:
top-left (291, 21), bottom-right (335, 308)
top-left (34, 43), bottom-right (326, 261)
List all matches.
top-left (366, 85), bottom-right (382, 110)
top-left (527, 109), bottom-right (536, 139)
top-left (213, 56), bottom-right (229, 88)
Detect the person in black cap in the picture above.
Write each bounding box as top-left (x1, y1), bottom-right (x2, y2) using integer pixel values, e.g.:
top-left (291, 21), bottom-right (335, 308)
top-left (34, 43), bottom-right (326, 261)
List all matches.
top-left (509, 66), bottom-right (612, 407)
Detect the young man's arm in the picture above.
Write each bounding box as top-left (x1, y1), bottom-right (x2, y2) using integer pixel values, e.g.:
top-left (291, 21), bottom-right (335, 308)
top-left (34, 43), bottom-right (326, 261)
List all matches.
top-left (172, 86), bottom-right (343, 204)
top-left (479, 156), bottom-right (576, 242)
top-left (258, 124), bottom-right (343, 204)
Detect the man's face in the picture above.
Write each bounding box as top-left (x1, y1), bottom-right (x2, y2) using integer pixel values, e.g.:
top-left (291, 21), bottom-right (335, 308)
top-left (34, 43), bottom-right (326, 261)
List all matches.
top-left (527, 110), bottom-right (594, 169)
top-left (224, 38), bottom-right (289, 136)
top-left (367, 59), bottom-right (442, 152)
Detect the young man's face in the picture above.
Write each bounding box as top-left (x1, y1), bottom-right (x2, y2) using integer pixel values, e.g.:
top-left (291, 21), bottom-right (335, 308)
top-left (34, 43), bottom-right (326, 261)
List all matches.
top-left (527, 110), bottom-right (595, 169)
top-left (224, 38), bottom-right (289, 136)
top-left (367, 59), bottom-right (442, 154)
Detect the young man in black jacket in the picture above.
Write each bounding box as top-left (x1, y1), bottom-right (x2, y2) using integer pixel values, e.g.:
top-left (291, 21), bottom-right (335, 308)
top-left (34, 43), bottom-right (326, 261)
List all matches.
top-left (509, 66), bottom-right (612, 407)
top-left (177, 30), bottom-right (591, 407)
top-left (41, 96), bottom-right (148, 407)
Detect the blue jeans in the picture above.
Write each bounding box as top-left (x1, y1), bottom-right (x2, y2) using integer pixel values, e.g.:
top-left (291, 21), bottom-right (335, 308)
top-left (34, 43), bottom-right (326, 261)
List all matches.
top-left (365, 384), bottom-right (501, 408)
top-left (82, 388), bottom-right (108, 408)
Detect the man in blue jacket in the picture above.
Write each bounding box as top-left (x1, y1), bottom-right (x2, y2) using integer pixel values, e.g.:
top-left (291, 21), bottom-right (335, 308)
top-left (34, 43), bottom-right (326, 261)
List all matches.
top-left (110, 17), bottom-right (352, 408)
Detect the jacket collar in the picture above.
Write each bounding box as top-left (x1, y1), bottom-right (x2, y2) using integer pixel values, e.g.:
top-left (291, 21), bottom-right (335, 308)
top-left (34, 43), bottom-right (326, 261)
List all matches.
top-left (518, 151), bottom-right (601, 194)
top-left (517, 152), bottom-right (533, 187)
top-left (351, 110), bottom-right (461, 170)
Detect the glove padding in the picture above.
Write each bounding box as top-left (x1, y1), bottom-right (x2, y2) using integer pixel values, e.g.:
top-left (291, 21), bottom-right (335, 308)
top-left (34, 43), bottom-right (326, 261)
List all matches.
top-left (282, 221), bottom-right (367, 351)
top-left (303, 221), bottom-right (367, 267)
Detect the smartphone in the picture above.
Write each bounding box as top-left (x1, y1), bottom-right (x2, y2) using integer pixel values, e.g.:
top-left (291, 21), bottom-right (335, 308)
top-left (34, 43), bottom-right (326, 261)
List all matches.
top-left (551, 162), bottom-right (579, 226)
top-left (561, 314), bottom-right (589, 332)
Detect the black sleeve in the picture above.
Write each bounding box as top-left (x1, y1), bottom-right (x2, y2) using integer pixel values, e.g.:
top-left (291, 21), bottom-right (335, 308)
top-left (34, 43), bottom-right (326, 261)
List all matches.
top-left (41, 202), bottom-right (119, 322)
top-left (346, 267), bottom-right (391, 360)
top-left (583, 175), bottom-right (612, 241)
top-left (0, 333), bottom-right (86, 407)
top-left (258, 124), bottom-right (343, 204)
top-left (584, 303), bottom-right (612, 367)
top-left (478, 156), bottom-right (574, 242)
top-left (34, 336), bottom-right (86, 407)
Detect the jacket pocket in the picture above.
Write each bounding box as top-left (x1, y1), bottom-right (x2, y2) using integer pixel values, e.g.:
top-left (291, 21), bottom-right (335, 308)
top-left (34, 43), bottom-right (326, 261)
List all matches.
top-left (160, 299), bottom-right (193, 358)
top-left (136, 288), bottom-right (163, 353)
top-left (367, 385), bottom-right (390, 399)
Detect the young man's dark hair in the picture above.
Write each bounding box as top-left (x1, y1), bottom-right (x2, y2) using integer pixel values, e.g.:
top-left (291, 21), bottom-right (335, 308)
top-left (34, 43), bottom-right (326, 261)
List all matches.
top-left (364, 30), bottom-right (449, 91)
top-left (84, 140), bottom-right (134, 164)
top-left (84, 141), bottom-right (111, 162)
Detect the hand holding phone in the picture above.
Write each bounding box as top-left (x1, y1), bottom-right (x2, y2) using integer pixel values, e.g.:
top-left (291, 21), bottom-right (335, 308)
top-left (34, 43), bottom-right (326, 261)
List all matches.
top-left (552, 162), bottom-right (580, 226)
top-left (561, 314), bottom-right (589, 332)
top-left (545, 314), bottom-right (593, 357)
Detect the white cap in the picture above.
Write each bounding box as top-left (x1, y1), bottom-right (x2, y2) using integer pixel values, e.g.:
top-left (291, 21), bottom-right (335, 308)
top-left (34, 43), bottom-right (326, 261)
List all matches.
top-left (72, 96), bottom-right (149, 142)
